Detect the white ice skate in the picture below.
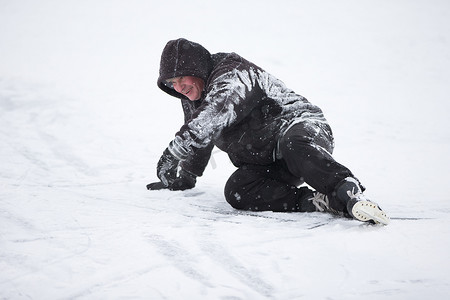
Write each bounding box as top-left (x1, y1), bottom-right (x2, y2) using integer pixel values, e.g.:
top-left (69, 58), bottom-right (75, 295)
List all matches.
top-left (350, 199), bottom-right (390, 225)
top-left (337, 177), bottom-right (390, 225)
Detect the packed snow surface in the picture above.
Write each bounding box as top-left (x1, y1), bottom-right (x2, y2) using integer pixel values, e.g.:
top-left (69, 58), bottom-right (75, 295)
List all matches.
top-left (1, 0), bottom-right (449, 299)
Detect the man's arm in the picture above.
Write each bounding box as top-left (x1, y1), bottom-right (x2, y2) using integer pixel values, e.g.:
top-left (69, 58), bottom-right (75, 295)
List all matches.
top-left (148, 67), bottom-right (259, 190)
top-left (169, 68), bottom-right (259, 160)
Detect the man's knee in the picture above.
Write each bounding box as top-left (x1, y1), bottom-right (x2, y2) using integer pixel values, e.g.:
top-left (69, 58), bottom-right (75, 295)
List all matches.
top-left (224, 165), bottom-right (302, 212)
top-left (224, 168), bottom-right (251, 209)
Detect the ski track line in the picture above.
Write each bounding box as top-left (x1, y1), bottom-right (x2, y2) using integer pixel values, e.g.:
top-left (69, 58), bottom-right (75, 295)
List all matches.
top-left (66, 265), bottom-right (166, 300)
top-left (145, 234), bottom-right (215, 289)
top-left (37, 129), bottom-right (95, 177)
top-left (0, 209), bottom-right (92, 286)
top-left (196, 230), bottom-right (274, 299)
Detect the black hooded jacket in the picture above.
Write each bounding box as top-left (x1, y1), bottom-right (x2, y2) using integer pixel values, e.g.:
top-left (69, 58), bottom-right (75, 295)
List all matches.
top-left (157, 38), bottom-right (327, 177)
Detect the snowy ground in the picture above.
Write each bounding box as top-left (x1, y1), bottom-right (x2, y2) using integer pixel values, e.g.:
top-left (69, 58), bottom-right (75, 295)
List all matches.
top-left (1, 0), bottom-right (450, 299)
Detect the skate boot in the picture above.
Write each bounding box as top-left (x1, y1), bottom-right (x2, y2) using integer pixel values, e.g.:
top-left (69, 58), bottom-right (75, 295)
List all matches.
top-left (335, 177), bottom-right (390, 225)
top-left (298, 187), bottom-right (342, 215)
top-left (307, 192), bottom-right (342, 215)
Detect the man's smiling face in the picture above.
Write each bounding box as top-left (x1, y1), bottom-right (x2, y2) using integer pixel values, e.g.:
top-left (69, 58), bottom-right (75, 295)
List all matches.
top-left (167, 76), bottom-right (205, 101)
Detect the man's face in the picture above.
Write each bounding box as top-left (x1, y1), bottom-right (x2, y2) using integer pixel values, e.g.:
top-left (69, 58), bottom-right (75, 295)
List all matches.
top-left (167, 76), bottom-right (204, 101)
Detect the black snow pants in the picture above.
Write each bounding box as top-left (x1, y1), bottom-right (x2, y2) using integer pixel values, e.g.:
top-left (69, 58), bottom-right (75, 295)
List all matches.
top-left (224, 121), bottom-right (354, 212)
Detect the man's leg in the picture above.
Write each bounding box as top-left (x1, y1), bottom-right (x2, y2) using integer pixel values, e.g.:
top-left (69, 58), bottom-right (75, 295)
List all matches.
top-left (279, 121), bottom-right (389, 224)
top-left (279, 121), bottom-right (354, 195)
top-left (224, 162), bottom-right (316, 212)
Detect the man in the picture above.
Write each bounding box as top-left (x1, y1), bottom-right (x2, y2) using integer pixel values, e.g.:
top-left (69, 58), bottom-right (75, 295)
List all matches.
top-left (147, 38), bottom-right (389, 225)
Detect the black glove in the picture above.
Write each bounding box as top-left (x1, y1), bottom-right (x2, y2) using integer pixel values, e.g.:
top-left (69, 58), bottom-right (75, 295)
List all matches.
top-left (169, 169), bottom-right (196, 190)
top-left (147, 169), bottom-right (197, 191)
top-left (156, 147), bottom-right (179, 187)
top-left (146, 181), bottom-right (167, 190)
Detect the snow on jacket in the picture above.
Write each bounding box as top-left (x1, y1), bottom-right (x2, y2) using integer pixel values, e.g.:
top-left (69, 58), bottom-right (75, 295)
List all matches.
top-left (157, 38), bottom-right (328, 176)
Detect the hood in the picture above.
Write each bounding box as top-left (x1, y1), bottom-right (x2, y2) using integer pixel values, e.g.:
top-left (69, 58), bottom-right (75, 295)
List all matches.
top-left (157, 38), bottom-right (213, 100)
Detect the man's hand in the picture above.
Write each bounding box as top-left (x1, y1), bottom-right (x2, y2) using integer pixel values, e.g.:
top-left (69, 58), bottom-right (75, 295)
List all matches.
top-left (146, 181), bottom-right (167, 190)
top-left (147, 169), bottom-right (197, 191)
top-left (156, 148), bottom-right (179, 186)
top-left (168, 169), bottom-right (196, 190)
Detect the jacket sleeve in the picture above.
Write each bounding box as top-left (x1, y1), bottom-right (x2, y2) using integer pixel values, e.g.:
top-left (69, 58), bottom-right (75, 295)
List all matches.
top-left (178, 99), bottom-right (214, 177)
top-left (169, 67), bottom-right (260, 161)
top-left (179, 144), bottom-right (213, 177)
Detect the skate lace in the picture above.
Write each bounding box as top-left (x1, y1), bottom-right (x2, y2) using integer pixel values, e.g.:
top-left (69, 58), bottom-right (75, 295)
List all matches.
top-left (346, 187), bottom-right (364, 201)
top-left (309, 193), bottom-right (330, 212)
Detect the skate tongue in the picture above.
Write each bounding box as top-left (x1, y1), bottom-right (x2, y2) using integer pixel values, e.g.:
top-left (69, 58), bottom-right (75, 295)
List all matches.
top-left (351, 201), bottom-right (390, 225)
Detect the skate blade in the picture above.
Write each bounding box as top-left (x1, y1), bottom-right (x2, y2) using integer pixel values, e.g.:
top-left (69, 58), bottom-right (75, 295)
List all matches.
top-left (352, 201), bottom-right (390, 225)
